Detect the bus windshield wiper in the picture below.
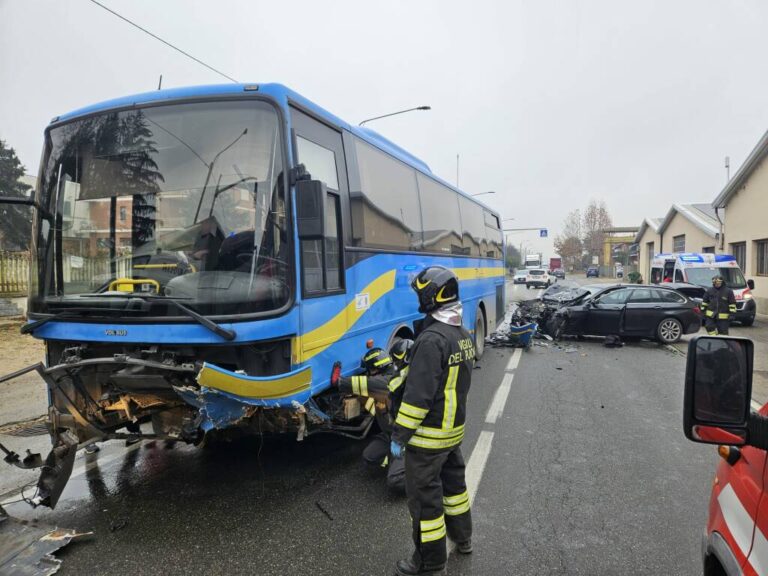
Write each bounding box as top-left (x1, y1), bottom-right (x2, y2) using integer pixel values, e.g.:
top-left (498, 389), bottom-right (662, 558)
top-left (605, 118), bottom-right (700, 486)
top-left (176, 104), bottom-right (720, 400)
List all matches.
top-left (21, 309), bottom-right (95, 335)
top-left (83, 293), bottom-right (237, 341)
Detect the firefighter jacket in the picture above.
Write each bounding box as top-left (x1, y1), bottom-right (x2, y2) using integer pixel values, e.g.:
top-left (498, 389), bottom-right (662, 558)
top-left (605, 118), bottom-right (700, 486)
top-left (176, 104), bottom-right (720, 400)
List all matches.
top-left (338, 366), bottom-right (409, 432)
top-left (391, 315), bottom-right (474, 452)
top-left (702, 285), bottom-right (737, 321)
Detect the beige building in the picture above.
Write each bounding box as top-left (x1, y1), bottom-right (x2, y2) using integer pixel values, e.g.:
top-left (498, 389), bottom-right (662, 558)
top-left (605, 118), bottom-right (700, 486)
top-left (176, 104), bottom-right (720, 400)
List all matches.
top-left (657, 203), bottom-right (719, 255)
top-left (713, 130), bottom-right (768, 315)
top-left (635, 217), bottom-right (662, 282)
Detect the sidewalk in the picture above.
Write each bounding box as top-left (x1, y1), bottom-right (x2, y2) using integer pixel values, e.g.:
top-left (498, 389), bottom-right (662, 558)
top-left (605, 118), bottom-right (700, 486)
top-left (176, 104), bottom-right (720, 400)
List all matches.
top-left (0, 320), bottom-right (47, 427)
top-left (672, 313), bottom-right (768, 405)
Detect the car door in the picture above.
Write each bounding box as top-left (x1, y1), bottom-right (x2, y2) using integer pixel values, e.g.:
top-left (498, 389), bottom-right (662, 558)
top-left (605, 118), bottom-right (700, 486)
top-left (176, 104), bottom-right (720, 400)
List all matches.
top-left (624, 288), bottom-right (663, 335)
top-left (584, 288), bottom-right (632, 335)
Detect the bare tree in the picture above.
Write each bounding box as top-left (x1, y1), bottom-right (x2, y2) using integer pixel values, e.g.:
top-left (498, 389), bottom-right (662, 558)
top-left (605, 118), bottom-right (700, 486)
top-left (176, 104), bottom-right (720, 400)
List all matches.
top-left (582, 200), bottom-right (612, 264)
top-left (553, 209), bottom-right (583, 270)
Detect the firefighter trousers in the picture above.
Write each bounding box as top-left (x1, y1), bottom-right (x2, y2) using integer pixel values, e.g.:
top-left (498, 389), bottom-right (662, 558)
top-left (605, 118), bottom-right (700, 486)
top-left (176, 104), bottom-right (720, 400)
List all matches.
top-left (362, 432), bottom-right (406, 492)
top-left (405, 445), bottom-right (472, 570)
top-left (704, 318), bottom-right (730, 335)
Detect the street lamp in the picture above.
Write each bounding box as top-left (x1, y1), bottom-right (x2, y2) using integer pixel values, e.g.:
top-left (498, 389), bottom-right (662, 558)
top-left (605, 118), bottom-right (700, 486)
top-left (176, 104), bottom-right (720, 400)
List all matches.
top-left (359, 106), bottom-right (431, 126)
top-left (471, 191), bottom-right (496, 197)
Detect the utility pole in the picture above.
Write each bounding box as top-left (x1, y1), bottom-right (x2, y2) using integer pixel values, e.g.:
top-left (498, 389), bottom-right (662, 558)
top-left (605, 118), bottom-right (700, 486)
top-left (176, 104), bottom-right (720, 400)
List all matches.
top-left (456, 154), bottom-right (459, 188)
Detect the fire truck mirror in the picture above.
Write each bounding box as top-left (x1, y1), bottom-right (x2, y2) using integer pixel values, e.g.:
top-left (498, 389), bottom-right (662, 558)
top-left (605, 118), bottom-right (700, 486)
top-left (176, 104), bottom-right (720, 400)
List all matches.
top-left (683, 336), bottom-right (753, 446)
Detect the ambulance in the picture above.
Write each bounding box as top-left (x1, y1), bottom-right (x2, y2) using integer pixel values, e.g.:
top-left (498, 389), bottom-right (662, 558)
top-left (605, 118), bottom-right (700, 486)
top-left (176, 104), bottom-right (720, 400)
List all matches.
top-left (650, 253), bottom-right (756, 326)
top-left (684, 336), bottom-right (768, 576)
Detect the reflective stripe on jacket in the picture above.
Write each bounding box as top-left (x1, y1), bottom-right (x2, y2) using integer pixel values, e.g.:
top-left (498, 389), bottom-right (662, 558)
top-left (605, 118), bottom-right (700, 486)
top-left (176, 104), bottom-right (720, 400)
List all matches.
top-left (392, 316), bottom-right (474, 451)
top-left (701, 285), bottom-right (736, 321)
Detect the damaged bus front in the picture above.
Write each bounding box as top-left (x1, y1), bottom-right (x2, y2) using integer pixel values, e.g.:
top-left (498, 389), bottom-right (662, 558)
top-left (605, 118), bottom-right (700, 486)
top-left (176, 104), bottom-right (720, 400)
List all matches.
top-left (0, 84), bottom-right (506, 508)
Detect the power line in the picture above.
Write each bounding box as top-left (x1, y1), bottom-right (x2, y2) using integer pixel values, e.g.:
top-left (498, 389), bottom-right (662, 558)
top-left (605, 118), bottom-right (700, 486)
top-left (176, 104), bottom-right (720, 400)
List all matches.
top-left (88, 0), bottom-right (238, 84)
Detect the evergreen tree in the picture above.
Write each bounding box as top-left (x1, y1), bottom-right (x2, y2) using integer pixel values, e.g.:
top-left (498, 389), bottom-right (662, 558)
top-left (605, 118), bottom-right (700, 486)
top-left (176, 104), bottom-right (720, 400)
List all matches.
top-left (0, 140), bottom-right (32, 250)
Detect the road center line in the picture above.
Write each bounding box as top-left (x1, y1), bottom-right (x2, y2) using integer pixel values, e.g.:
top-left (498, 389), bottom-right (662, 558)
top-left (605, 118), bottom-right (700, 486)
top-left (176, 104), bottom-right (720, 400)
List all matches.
top-left (485, 373), bottom-right (513, 424)
top-left (506, 348), bottom-right (522, 372)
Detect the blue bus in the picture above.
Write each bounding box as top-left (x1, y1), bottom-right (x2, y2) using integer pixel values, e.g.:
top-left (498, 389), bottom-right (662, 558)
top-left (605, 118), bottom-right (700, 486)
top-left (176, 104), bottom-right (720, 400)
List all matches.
top-left (1, 83), bottom-right (505, 507)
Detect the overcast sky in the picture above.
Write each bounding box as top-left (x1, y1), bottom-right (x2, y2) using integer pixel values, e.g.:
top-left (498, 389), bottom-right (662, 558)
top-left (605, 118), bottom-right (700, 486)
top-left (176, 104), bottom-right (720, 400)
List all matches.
top-left (2, 0), bottom-right (768, 256)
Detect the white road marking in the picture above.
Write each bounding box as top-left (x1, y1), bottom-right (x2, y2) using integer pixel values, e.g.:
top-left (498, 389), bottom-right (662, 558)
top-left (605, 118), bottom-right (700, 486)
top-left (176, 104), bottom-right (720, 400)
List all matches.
top-left (485, 373), bottom-right (513, 424)
top-left (752, 400), bottom-right (762, 412)
top-left (506, 349), bottom-right (522, 372)
top-left (448, 430), bottom-right (495, 555)
top-left (465, 430), bottom-right (494, 504)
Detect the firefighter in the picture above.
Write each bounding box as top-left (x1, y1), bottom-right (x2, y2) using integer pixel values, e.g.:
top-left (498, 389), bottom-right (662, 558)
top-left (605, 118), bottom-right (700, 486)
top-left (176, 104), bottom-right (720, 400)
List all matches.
top-left (391, 266), bottom-right (474, 576)
top-left (331, 342), bottom-right (413, 492)
top-left (701, 274), bottom-right (737, 335)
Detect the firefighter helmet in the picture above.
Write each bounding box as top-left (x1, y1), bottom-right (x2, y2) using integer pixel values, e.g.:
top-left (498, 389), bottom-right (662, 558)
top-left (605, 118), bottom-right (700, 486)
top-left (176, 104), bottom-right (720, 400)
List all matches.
top-left (389, 339), bottom-right (414, 367)
top-left (361, 347), bottom-right (392, 374)
top-left (411, 266), bottom-right (459, 313)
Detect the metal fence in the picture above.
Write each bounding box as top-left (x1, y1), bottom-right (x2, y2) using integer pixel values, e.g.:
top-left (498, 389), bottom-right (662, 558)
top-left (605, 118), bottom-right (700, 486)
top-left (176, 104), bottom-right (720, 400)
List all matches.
top-left (0, 252), bottom-right (29, 297)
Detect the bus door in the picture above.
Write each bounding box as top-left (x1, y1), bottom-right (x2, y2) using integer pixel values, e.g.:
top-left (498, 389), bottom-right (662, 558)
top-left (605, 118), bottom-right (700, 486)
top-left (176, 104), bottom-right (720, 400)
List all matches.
top-left (290, 108), bottom-right (350, 358)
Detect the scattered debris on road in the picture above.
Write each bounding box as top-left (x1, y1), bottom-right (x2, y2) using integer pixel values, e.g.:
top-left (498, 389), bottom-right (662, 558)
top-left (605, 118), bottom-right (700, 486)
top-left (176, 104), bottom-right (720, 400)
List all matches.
top-left (0, 503), bottom-right (91, 575)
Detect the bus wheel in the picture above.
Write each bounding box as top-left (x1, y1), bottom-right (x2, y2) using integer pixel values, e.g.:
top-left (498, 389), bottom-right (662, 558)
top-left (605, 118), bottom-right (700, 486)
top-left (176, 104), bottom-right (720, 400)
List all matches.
top-left (474, 308), bottom-right (486, 360)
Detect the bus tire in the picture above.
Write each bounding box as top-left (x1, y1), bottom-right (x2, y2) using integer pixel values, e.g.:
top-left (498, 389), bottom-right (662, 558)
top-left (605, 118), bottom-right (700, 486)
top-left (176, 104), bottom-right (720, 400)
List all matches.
top-left (474, 307), bottom-right (486, 360)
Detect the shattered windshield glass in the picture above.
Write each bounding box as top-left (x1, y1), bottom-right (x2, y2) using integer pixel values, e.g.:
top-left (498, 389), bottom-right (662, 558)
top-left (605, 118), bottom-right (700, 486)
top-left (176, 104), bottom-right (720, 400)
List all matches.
top-left (541, 281), bottom-right (590, 303)
top-left (33, 100), bottom-right (289, 317)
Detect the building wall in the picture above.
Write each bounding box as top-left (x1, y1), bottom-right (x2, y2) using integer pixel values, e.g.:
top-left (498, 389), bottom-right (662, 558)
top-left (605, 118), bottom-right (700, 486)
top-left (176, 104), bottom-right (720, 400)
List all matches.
top-left (722, 156), bottom-right (768, 314)
top-left (660, 212), bottom-right (717, 255)
top-left (637, 228), bottom-right (660, 282)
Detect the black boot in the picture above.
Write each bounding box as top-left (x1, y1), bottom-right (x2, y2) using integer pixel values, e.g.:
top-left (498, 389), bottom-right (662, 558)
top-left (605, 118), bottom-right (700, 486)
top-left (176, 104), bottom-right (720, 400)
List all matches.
top-left (395, 559), bottom-right (446, 576)
top-left (456, 539), bottom-right (473, 554)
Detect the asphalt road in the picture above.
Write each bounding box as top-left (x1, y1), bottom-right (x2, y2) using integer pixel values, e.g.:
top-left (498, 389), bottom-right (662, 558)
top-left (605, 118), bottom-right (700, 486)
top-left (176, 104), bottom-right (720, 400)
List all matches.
top-left (3, 282), bottom-right (719, 575)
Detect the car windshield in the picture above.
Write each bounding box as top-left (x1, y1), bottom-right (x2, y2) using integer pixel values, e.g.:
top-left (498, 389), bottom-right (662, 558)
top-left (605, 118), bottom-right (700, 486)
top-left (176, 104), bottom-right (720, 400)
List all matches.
top-left (529, 270), bottom-right (544, 275)
top-left (541, 281), bottom-right (589, 303)
top-left (685, 267), bottom-right (747, 290)
top-left (32, 100), bottom-right (289, 317)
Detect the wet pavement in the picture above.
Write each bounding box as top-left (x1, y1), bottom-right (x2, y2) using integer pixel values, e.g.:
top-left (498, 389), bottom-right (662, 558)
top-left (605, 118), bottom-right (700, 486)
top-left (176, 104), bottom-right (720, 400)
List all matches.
top-left (1, 281), bottom-right (719, 575)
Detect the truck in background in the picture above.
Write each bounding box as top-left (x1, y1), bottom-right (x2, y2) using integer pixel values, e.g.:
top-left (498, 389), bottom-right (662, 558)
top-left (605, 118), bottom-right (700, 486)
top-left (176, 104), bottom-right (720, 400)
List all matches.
top-left (524, 253), bottom-right (543, 269)
top-left (549, 257), bottom-right (562, 272)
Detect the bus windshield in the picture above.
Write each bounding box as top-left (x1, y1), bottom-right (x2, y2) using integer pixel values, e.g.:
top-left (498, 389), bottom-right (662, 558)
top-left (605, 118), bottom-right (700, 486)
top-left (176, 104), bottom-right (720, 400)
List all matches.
top-left (685, 267), bottom-right (747, 290)
top-left (33, 100), bottom-right (290, 317)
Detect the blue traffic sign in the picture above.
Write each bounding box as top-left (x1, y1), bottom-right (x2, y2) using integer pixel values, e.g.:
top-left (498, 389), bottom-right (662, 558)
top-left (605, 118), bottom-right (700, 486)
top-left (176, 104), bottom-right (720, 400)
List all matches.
top-left (539, 229), bottom-right (548, 238)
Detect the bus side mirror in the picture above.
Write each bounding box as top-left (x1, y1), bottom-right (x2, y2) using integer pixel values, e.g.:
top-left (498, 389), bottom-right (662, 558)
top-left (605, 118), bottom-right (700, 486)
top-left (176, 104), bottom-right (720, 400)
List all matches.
top-left (748, 279), bottom-right (755, 290)
top-left (683, 336), bottom-right (753, 446)
top-left (295, 180), bottom-right (326, 239)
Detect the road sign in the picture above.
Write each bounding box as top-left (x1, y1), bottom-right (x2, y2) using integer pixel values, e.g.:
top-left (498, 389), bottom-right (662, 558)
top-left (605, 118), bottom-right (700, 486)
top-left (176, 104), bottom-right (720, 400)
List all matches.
top-left (539, 229), bottom-right (548, 238)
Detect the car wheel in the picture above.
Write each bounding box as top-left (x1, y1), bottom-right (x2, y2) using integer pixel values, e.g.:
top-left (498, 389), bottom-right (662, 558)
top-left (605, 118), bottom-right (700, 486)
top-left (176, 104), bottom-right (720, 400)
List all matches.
top-left (474, 308), bottom-right (486, 360)
top-left (741, 316), bottom-right (755, 327)
top-left (657, 318), bottom-right (683, 344)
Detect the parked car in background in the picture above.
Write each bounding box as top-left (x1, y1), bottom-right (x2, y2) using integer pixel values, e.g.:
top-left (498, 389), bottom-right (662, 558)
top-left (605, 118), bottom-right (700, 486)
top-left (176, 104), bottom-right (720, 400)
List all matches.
top-left (513, 270), bottom-right (528, 284)
top-left (547, 284), bottom-right (701, 343)
top-left (526, 269), bottom-right (551, 289)
top-left (553, 268), bottom-right (566, 279)
top-left (586, 266), bottom-right (599, 278)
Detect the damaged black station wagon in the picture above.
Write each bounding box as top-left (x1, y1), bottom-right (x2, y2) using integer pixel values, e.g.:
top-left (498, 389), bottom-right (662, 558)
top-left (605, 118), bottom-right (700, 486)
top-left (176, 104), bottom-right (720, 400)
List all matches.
top-left (544, 284), bottom-right (702, 344)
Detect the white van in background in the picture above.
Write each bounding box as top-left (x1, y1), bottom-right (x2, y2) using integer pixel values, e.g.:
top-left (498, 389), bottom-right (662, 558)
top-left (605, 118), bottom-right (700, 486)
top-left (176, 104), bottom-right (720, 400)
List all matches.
top-left (650, 252), bottom-right (756, 326)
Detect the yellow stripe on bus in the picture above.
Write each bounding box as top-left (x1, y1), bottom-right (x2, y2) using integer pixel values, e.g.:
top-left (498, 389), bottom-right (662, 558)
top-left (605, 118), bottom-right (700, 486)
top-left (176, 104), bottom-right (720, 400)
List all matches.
top-left (292, 266), bottom-right (503, 364)
top-left (451, 267), bottom-right (505, 281)
top-left (197, 364), bottom-right (312, 399)
top-left (294, 270), bottom-right (397, 363)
